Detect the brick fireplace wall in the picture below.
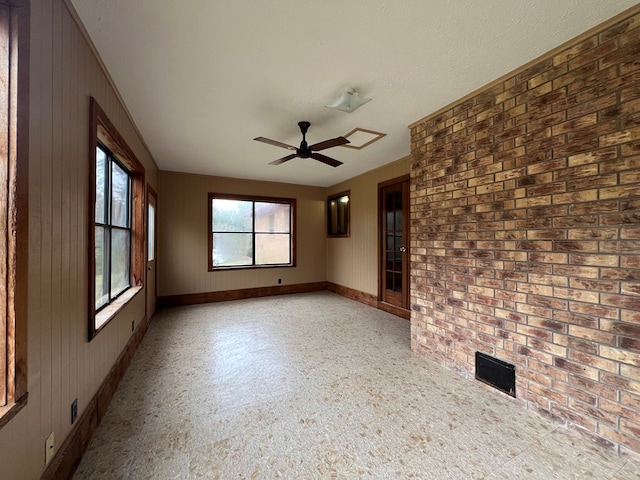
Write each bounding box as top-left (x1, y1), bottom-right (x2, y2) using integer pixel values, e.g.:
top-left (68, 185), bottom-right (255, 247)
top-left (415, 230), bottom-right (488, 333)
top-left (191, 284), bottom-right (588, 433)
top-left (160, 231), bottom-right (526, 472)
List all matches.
top-left (410, 8), bottom-right (640, 456)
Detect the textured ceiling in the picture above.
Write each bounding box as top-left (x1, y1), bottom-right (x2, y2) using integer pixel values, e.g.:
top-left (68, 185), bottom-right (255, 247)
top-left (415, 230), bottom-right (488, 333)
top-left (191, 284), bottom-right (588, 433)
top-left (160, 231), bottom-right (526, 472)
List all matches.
top-left (69, 0), bottom-right (638, 187)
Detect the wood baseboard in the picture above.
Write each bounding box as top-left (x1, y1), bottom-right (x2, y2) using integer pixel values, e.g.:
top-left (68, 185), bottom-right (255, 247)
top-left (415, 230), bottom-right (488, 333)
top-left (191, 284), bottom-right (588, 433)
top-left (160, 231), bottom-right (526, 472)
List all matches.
top-left (326, 282), bottom-right (377, 307)
top-left (157, 281), bottom-right (328, 307)
top-left (41, 316), bottom-right (149, 480)
top-left (326, 282), bottom-right (410, 320)
top-left (377, 301), bottom-right (411, 320)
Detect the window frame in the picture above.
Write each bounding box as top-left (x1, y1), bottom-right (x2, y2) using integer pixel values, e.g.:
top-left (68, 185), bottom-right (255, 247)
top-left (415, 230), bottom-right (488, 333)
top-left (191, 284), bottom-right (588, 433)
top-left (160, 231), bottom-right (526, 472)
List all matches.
top-left (0, 0), bottom-right (29, 429)
top-left (88, 98), bottom-right (145, 341)
top-left (94, 142), bottom-right (133, 313)
top-left (327, 191), bottom-right (350, 237)
top-left (208, 193), bottom-right (296, 271)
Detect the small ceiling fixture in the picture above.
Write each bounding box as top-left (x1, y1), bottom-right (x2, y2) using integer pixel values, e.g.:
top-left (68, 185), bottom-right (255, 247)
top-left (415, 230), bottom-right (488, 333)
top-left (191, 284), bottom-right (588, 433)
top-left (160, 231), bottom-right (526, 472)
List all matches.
top-left (326, 88), bottom-right (371, 113)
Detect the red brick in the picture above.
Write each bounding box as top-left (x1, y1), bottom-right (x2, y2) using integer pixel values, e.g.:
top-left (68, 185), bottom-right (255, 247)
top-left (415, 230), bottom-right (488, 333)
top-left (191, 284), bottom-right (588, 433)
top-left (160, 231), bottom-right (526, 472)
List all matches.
top-left (554, 241), bottom-right (598, 253)
top-left (568, 349), bottom-right (618, 373)
top-left (600, 346), bottom-right (640, 366)
top-left (568, 398), bottom-right (618, 425)
top-left (410, 10), bottom-right (640, 455)
top-left (569, 302), bottom-right (618, 320)
top-left (568, 228), bottom-right (617, 240)
top-left (567, 325), bottom-right (616, 345)
top-left (599, 424), bottom-right (640, 453)
top-left (621, 364), bottom-right (640, 381)
top-left (553, 357), bottom-right (599, 380)
top-left (569, 374), bottom-right (618, 400)
top-left (566, 337), bottom-right (598, 355)
top-left (569, 254), bottom-right (619, 267)
top-left (601, 293), bottom-right (640, 310)
top-left (567, 146), bottom-right (617, 166)
top-left (554, 311), bottom-right (598, 329)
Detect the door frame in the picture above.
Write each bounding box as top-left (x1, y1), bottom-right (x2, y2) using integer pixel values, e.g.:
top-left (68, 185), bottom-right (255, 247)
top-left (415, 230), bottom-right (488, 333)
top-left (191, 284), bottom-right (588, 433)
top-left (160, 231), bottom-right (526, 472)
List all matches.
top-left (146, 185), bottom-right (158, 322)
top-left (377, 174), bottom-right (410, 319)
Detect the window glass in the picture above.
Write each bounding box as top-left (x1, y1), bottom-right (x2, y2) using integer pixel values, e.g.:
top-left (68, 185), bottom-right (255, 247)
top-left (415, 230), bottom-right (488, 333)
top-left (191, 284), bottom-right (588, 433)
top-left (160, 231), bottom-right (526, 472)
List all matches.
top-left (95, 225), bottom-right (108, 310)
top-left (110, 228), bottom-right (131, 297)
top-left (95, 147), bottom-right (107, 223)
top-left (148, 203), bottom-right (155, 261)
top-left (327, 192), bottom-right (349, 236)
top-left (212, 232), bottom-right (253, 267)
top-left (255, 202), bottom-right (290, 233)
top-left (110, 161), bottom-right (130, 228)
top-left (255, 233), bottom-right (290, 264)
top-left (94, 144), bottom-right (132, 312)
top-left (209, 194), bottom-right (295, 270)
top-left (212, 199), bottom-right (253, 232)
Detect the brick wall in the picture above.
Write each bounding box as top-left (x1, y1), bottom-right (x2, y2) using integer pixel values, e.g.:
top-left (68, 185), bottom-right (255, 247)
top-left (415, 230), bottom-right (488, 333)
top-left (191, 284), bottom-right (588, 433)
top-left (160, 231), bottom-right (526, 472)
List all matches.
top-left (410, 8), bottom-right (640, 456)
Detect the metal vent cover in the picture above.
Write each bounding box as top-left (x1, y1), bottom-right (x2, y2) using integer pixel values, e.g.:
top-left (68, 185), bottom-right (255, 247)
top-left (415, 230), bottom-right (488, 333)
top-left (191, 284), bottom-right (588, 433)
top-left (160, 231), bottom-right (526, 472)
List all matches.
top-left (475, 352), bottom-right (516, 397)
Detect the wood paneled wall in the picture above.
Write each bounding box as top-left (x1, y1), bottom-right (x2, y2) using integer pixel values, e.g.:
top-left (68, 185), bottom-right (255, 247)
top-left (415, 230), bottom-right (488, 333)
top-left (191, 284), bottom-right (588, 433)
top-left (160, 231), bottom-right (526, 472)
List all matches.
top-left (158, 171), bottom-right (327, 297)
top-left (327, 158), bottom-right (411, 296)
top-left (0, 1), bottom-right (158, 478)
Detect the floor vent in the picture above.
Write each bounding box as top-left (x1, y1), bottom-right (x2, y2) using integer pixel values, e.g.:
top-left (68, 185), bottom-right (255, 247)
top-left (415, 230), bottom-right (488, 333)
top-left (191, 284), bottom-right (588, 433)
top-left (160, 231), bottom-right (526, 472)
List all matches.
top-left (475, 352), bottom-right (516, 397)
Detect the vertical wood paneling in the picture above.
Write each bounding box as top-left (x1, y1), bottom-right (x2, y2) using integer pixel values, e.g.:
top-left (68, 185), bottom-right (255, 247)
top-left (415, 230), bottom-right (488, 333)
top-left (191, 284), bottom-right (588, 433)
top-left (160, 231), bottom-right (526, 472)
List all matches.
top-left (327, 158), bottom-right (411, 296)
top-left (26, 0), bottom-right (42, 476)
top-left (0, 1), bottom-right (159, 478)
top-left (50, 0), bottom-right (63, 443)
top-left (67, 11), bottom-right (79, 425)
top-left (59, 6), bottom-right (72, 437)
top-left (158, 172), bottom-right (327, 297)
top-left (39, 0), bottom-right (54, 463)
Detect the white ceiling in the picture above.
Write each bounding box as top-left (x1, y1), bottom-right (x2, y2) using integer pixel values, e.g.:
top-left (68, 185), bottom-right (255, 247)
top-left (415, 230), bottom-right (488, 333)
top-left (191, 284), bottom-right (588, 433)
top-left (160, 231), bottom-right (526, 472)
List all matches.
top-left (69, 0), bottom-right (638, 187)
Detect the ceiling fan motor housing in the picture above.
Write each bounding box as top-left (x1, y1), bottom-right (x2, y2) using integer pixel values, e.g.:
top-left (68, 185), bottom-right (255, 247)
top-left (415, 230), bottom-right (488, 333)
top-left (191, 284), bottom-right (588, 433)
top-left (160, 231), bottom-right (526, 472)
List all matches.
top-left (298, 121), bottom-right (310, 156)
top-left (298, 121), bottom-right (311, 134)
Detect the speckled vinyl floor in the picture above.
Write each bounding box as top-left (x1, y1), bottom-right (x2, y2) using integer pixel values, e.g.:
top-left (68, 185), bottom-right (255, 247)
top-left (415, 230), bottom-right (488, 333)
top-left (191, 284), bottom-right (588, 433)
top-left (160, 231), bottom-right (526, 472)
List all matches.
top-left (73, 292), bottom-right (640, 479)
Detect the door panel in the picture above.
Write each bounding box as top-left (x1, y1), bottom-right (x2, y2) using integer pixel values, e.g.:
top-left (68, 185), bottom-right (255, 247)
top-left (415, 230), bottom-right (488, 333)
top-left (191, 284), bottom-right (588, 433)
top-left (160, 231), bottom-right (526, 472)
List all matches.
top-left (379, 176), bottom-right (409, 310)
top-left (146, 186), bottom-right (158, 320)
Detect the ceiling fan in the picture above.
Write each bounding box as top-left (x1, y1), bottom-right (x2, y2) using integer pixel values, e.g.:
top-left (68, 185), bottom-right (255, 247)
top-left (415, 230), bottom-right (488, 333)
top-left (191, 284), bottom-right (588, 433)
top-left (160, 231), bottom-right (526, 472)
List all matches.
top-left (254, 121), bottom-right (349, 167)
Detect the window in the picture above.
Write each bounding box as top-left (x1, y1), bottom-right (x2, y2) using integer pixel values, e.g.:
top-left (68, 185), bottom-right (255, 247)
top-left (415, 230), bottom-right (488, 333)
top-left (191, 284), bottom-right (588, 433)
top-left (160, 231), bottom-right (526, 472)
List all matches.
top-left (208, 193), bottom-right (295, 270)
top-left (89, 98), bottom-right (145, 340)
top-left (327, 191), bottom-right (350, 237)
top-left (0, 0), bottom-right (29, 427)
top-left (94, 144), bottom-right (132, 312)
top-left (148, 199), bottom-right (155, 261)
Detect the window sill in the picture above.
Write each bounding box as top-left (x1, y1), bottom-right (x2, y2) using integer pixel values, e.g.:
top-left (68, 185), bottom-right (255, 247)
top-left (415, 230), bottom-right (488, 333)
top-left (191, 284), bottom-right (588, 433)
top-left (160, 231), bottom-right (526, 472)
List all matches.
top-left (0, 393), bottom-right (28, 431)
top-left (94, 285), bottom-right (143, 334)
top-left (208, 264), bottom-right (295, 272)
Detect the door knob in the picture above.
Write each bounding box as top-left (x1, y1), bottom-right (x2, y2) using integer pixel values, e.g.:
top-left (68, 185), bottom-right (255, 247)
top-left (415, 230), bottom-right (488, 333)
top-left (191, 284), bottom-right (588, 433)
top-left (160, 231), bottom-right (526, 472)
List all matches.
top-left (400, 246), bottom-right (407, 253)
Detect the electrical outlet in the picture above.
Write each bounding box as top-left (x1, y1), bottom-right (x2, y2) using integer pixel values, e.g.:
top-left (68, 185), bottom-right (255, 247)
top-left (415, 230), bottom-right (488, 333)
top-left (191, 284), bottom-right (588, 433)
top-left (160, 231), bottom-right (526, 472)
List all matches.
top-left (277, 278), bottom-right (282, 284)
top-left (71, 399), bottom-right (78, 424)
top-left (45, 432), bottom-right (54, 465)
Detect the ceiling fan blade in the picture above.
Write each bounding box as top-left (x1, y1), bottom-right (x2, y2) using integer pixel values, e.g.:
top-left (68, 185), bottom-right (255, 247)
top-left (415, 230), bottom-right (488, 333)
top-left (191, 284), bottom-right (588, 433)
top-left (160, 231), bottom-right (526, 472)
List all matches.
top-left (269, 153), bottom-right (298, 165)
top-left (309, 136), bottom-right (350, 151)
top-left (254, 137), bottom-right (297, 151)
top-left (310, 152), bottom-right (343, 167)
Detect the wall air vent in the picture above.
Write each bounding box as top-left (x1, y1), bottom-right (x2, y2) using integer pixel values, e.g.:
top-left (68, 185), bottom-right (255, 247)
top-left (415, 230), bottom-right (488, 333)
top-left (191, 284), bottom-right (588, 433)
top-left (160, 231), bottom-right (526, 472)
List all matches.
top-left (475, 352), bottom-right (516, 398)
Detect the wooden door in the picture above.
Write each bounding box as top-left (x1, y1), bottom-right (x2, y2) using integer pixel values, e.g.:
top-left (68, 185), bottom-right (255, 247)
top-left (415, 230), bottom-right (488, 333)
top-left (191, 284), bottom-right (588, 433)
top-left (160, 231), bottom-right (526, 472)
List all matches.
top-left (379, 176), bottom-right (409, 310)
top-left (146, 186), bottom-right (158, 321)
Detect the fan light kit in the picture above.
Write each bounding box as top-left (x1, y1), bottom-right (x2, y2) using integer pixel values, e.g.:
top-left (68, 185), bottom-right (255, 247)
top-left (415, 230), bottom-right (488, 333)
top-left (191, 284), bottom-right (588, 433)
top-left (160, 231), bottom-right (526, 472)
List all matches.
top-left (254, 121), bottom-right (349, 167)
top-left (326, 89), bottom-right (371, 113)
